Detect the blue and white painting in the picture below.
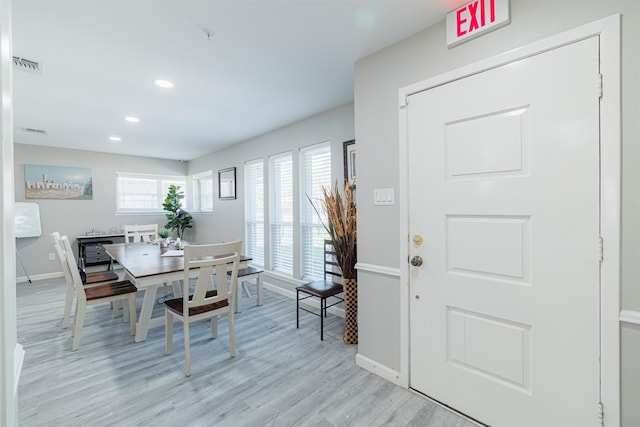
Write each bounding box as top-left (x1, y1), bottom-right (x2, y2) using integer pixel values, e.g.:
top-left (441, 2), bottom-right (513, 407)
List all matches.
top-left (25, 164), bottom-right (93, 200)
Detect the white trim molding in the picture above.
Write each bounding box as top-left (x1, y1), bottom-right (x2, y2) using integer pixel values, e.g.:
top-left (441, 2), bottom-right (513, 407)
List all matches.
top-left (13, 344), bottom-right (24, 396)
top-left (355, 262), bottom-right (401, 278)
top-left (398, 14), bottom-right (621, 425)
top-left (16, 271), bottom-right (64, 284)
top-left (356, 353), bottom-right (402, 386)
top-left (620, 310), bottom-right (640, 326)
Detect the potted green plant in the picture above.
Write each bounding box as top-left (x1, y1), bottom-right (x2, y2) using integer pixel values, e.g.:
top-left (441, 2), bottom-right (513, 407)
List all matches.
top-left (163, 185), bottom-right (193, 239)
top-left (157, 228), bottom-right (171, 247)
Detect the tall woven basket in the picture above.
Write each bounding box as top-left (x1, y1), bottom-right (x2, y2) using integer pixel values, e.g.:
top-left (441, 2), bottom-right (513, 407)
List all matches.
top-left (342, 278), bottom-right (358, 344)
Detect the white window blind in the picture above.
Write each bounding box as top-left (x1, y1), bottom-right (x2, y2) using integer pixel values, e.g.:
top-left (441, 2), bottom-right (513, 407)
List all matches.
top-left (300, 143), bottom-right (331, 279)
top-left (269, 152), bottom-right (293, 275)
top-left (116, 172), bottom-right (186, 213)
top-left (192, 171), bottom-right (213, 212)
top-left (244, 159), bottom-right (265, 267)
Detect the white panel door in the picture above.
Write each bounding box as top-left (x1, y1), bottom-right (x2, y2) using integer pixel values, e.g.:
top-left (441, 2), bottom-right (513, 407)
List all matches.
top-left (408, 37), bottom-right (601, 427)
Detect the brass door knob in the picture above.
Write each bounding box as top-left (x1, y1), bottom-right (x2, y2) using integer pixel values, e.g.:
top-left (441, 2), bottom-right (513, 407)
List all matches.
top-left (410, 255), bottom-right (423, 267)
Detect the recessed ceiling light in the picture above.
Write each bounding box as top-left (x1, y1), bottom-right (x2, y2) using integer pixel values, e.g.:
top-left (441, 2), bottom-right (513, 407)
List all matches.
top-left (109, 135), bottom-right (122, 142)
top-left (154, 79), bottom-right (173, 88)
top-left (125, 116), bottom-right (140, 123)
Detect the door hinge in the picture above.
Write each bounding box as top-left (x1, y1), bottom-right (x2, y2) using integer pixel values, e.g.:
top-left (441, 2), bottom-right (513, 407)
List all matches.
top-left (598, 237), bottom-right (604, 262)
top-left (597, 401), bottom-right (604, 427)
top-left (597, 74), bottom-right (603, 99)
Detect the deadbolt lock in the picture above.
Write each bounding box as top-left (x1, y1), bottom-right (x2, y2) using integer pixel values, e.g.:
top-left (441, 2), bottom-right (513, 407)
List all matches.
top-left (413, 235), bottom-right (423, 246)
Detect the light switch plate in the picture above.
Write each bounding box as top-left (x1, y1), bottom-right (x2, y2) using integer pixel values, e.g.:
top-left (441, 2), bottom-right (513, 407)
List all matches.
top-left (374, 188), bottom-right (395, 205)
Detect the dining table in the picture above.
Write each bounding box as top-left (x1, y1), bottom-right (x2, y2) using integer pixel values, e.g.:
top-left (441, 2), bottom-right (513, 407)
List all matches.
top-left (103, 242), bottom-right (250, 342)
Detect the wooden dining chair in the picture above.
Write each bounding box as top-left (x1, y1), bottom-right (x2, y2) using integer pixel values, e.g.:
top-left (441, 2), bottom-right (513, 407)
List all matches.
top-left (124, 224), bottom-right (158, 243)
top-left (60, 236), bottom-right (138, 351)
top-left (50, 232), bottom-right (119, 328)
top-left (164, 240), bottom-right (242, 377)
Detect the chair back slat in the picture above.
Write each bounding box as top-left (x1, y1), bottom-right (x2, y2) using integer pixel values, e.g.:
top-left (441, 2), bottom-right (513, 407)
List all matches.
top-left (323, 239), bottom-right (342, 283)
top-left (182, 241), bottom-right (242, 311)
top-left (124, 224), bottom-right (158, 243)
top-left (51, 232), bottom-right (73, 286)
top-left (60, 236), bottom-right (88, 304)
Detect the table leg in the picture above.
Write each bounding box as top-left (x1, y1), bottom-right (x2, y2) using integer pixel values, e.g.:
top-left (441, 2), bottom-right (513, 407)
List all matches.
top-left (135, 285), bottom-right (159, 342)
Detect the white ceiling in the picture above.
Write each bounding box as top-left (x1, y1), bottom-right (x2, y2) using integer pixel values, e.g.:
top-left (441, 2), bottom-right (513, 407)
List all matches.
top-left (12, 1), bottom-right (454, 161)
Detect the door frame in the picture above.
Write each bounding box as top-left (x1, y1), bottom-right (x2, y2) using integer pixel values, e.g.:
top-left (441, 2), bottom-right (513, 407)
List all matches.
top-left (398, 14), bottom-right (621, 425)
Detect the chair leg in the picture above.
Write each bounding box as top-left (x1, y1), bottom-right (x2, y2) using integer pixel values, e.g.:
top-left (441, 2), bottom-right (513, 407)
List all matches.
top-left (235, 284), bottom-right (242, 313)
top-left (320, 297), bottom-right (324, 341)
top-left (296, 289), bottom-right (300, 329)
top-left (165, 309), bottom-right (173, 355)
top-left (122, 298), bottom-right (129, 323)
top-left (228, 311), bottom-right (237, 358)
top-left (63, 283), bottom-right (74, 328)
top-left (72, 303), bottom-right (87, 351)
top-left (211, 316), bottom-right (218, 339)
top-left (71, 301), bottom-right (80, 337)
top-left (113, 300), bottom-right (121, 318)
top-left (128, 295), bottom-right (136, 335)
top-left (184, 320), bottom-right (191, 377)
top-left (256, 275), bottom-right (263, 306)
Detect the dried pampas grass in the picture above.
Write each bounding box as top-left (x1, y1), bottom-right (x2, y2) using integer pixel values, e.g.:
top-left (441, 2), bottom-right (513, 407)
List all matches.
top-left (309, 181), bottom-right (357, 279)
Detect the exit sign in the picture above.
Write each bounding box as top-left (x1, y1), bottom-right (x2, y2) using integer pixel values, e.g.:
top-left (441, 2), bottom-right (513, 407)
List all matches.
top-left (446, 0), bottom-right (510, 48)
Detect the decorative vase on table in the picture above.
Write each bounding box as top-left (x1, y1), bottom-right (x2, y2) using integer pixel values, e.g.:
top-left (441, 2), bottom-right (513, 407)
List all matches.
top-left (309, 180), bottom-right (358, 344)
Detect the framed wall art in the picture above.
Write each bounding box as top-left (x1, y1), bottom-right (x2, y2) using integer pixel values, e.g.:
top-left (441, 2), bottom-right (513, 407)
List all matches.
top-left (24, 164), bottom-right (93, 200)
top-left (218, 167), bottom-right (236, 200)
top-left (343, 139), bottom-right (356, 188)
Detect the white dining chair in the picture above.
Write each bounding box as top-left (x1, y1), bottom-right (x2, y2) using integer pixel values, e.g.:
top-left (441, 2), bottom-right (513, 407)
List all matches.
top-left (50, 232), bottom-right (120, 328)
top-left (124, 224), bottom-right (158, 243)
top-left (60, 236), bottom-right (138, 351)
top-left (164, 240), bottom-right (242, 376)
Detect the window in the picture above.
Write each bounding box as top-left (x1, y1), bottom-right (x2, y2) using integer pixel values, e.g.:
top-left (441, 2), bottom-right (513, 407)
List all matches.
top-left (244, 159), bottom-right (265, 266)
top-left (269, 152), bottom-right (293, 275)
top-left (192, 171), bottom-right (213, 212)
top-left (300, 143), bottom-right (331, 279)
top-left (116, 172), bottom-right (186, 213)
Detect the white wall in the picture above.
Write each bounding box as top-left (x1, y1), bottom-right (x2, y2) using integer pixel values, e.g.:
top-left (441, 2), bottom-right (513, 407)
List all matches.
top-left (13, 144), bottom-right (188, 278)
top-left (354, 1), bottom-right (639, 425)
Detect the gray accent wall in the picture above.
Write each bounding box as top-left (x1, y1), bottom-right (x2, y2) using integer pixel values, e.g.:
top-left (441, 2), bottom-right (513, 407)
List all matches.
top-left (354, 1), bottom-right (639, 425)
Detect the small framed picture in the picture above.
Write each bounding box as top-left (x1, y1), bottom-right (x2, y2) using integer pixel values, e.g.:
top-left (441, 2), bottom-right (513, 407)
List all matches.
top-left (343, 139), bottom-right (356, 188)
top-left (218, 167), bottom-right (236, 200)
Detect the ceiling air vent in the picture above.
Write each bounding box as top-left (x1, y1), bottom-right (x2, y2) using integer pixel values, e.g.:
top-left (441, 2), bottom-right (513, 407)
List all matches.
top-left (21, 127), bottom-right (47, 135)
top-left (13, 56), bottom-right (42, 74)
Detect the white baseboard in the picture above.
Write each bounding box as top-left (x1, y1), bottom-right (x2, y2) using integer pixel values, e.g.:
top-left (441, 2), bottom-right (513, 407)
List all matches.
top-left (356, 353), bottom-right (403, 387)
top-left (263, 282), bottom-right (295, 298)
top-left (17, 271), bottom-right (64, 284)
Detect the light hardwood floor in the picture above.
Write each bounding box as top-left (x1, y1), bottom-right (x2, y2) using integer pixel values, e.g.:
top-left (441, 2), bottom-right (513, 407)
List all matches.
top-left (17, 276), bottom-right (477, 427)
